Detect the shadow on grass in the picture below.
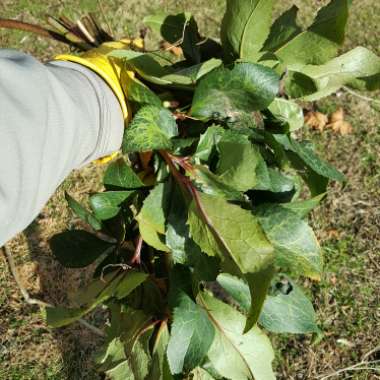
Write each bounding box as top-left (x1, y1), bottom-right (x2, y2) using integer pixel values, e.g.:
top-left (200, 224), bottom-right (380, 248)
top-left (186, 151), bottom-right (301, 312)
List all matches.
top-left (22, 220), bottom-right (105, 380)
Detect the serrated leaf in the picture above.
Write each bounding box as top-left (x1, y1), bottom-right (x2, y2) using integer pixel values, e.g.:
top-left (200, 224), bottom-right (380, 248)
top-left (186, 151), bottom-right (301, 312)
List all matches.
top-left (167, 290), bottom-right (215, 374)
top-left (221, 0), bottom-right (274, 62)
top-left (216, 132), bottom-right (262, 192)
top-left (104, 158), bottom-right (145, 189)
top-left (46, 270), bottom-right (147, 327)
top-left (256, 204), bottom-right (322, 278)
top-left (49, 230), bottom-right (114, 268)
top-left (191, 63), bottom-right (279, 121)
top-left (137, 182), bottom-right (171, 252)
top-left (65, 192), bottom-right (102, 230)
top-left (269, 0), bottom-right (349, 66)
top-left (198, 292), bottom-right (275, 380)
top-left (267, 98), bottom-right (304, 131)
top-left (123, 106), bottom-right (178, 153)
top-left (90, 191), bottom-right (135, 220)
top-left (286, 47), bottom-right (380, 100)
top-left (217, 273), bottom-right (319, 334)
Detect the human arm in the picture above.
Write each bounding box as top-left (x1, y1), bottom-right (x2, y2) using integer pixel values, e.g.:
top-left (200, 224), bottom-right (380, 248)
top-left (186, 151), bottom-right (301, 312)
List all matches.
top-left (0, 49), bottom-right (124, 246)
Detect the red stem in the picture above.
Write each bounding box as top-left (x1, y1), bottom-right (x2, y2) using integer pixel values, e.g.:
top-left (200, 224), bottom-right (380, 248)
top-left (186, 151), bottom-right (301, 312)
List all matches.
top-left (0, 18), bottom-right (76, 47)
top-left (131, 235), bottom-right (143, 264)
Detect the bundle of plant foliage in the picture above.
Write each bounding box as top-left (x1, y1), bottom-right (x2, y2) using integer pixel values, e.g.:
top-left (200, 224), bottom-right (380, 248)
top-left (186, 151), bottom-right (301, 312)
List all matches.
top-left (2, 0), bottom-right (380, 379)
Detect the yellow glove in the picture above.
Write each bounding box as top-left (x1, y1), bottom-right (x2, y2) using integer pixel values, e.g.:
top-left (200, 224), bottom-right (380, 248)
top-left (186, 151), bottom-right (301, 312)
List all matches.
top-left (54, 38), bottom-right (144, 164)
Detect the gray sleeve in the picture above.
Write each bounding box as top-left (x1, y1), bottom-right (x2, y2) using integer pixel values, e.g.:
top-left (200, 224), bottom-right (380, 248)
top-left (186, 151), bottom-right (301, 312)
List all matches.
top-left (0, 49), bottom-right (124, 246)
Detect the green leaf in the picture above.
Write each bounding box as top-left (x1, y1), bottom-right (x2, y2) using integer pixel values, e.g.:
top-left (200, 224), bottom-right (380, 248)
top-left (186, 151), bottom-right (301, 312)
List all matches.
top-left (190, 165), bottom-right (245, 202)
top-left (268, 0), bottom-right (349, 65)
top-left (144, 12), bottom-right (202, 63)
top-left (281, 193), bottom-right (326, 218)
top-left (165, 185), bottom-right (220, 280)
top-left (260, 278), bottom-right (319, 333)
top-left (165, 191), bottom-right (196, 264)
top-left (188, 193), bottom-right (273, 273)
top-left (137, 182), bottom-right (170, 252)
top-left (111, 49), bottom-right (215, 88)
top-left (216, 132), bottom-right (262, 191)
top-left (188, 193), bottom-right (274, 329)
top-left (221, 0), bottom-right (274, 62)
top-left (262, 5), bottom-right (301, 53)
top-left (167, 290), bottom-right (215, 374)
top-left (191, 63), bottom-right (279, 121)
top-left (147, 322), bottom-right (173, 380)
top-left (286, 47), bottom-right (380, 100)
top-left (217, 273), bottom-right (319, 333)
top-left (46, 270), bottom-right (147, 327)
top-left (65, 192), bottom-right (102, 230)
top-left (256, 204), bottom-right (322, 279)
top-left (49, 230), bottom-right (114, 268)
top-left (90, 191), bottom-right (135, 220)
top-left (267, 98), bottom-right (304, 131)
top-left (123, 106), bottom-right (178, 153)
top-left (172, 59), bottom-right (223, 84)
top-left (191, 367), bottom-right (216, 380)
top-left (254, 164), bottom-right (295, 194)
top-left (285, 137), bottom-right (345, 183)
top-left (104, 158), bottom-right (145, 189)
top-left (109, 50), bottom-right (182, 87)
top-left (217, 273), bottom-right (251, 312)
top-left (99, 311), bottom-right (153, 380)
top-left (113, 271), bottom-right (148, 300)
top-left (244, 265), bottom-right (274, 332)
top-left (194, 125), bottom-right (225, 163)
top-left (121, 71), bottom-right (162, 106)
top-left (198, 291), bottom-right (275, 380)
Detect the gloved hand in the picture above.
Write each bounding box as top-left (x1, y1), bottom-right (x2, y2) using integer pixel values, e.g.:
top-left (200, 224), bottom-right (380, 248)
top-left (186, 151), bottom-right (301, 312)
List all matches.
top-left (54, 38), bottom-right (144, 163)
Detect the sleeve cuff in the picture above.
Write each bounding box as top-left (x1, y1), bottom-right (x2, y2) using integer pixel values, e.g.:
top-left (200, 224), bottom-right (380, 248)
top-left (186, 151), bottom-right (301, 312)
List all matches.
top-left (48, 60), bottom-right (124, 166)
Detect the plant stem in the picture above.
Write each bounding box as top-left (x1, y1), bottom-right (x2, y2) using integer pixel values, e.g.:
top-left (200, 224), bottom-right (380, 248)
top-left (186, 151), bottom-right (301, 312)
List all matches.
top-left (131, 235), bottom-right (143, 264)
top-left (160, 151), bottom-right (231, 258)
top-left (0, 18), bottom-right (72, 45)
top-left (342, 86), bottom-right (380, 105)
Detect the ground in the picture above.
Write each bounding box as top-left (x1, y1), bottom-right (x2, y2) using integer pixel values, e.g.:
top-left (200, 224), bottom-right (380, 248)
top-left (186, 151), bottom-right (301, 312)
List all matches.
top-left (0, 1), bottom-right (379, 379)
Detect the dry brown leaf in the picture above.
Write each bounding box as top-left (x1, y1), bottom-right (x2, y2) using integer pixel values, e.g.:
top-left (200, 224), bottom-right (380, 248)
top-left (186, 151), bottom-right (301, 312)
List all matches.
top-left (326, 107), bottom-right (353, 135)
top-left (161, 40), bottom-right (183, 57)
top-left (326, 229), bottom-right (340, 239)
top-left (304, 111), bottom-right (329, 131)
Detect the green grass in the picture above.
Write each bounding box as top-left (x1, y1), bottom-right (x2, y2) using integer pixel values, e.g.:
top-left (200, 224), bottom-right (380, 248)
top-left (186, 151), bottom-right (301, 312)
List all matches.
top-left (1, 1), bottom-right (379, 379)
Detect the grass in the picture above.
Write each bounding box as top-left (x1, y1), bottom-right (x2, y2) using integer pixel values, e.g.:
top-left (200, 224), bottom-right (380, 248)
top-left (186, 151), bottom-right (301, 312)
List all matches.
top-left (1, 1), bottom-right (379, 379)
